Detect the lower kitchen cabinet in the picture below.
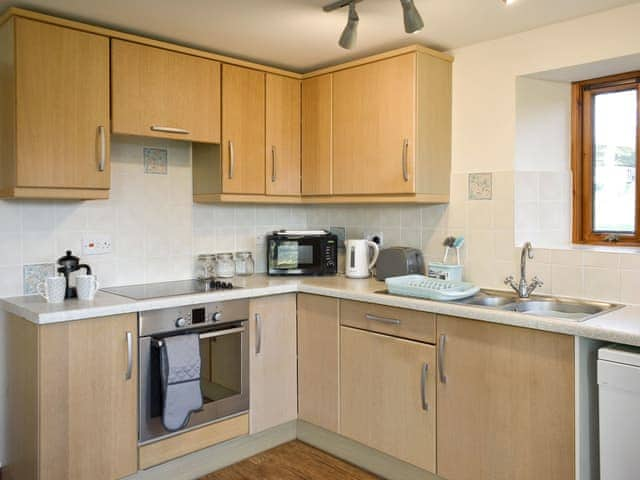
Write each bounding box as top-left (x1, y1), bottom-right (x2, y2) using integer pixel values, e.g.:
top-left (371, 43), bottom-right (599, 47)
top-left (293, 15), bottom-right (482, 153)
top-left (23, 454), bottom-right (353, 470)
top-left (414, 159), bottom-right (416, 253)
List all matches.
top-left (340, 326), bottom-right (436, 472)
top-left (297, 294), bottom-right (340, 433)
top-left (249, 294), bottom-right (298, 433)
top-left (6, 313), bottom-right (138, 480)
top-left (436, 315), bottom-right (575, 480)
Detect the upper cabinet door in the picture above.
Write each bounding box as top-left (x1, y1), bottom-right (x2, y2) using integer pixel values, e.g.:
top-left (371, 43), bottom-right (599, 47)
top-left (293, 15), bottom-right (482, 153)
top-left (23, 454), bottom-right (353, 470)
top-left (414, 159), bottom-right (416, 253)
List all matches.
top-left (222, 65), bottom-right (266, 194)
top-left (111, 40), bottom-right (221, 143)
top-left (266, 74), bottom-right (301, 196)
top-left (332, 54), bottom-right (416, 195)
top-left (301, 74), bottom-right (332, 196)
top-left (15, 18), bottom-right (110, 189)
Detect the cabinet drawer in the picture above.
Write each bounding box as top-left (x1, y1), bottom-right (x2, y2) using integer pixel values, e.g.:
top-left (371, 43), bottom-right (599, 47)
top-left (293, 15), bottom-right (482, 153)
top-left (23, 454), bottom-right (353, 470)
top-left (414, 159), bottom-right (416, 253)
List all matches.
top-left (340, 300), bottom-right (435, 344)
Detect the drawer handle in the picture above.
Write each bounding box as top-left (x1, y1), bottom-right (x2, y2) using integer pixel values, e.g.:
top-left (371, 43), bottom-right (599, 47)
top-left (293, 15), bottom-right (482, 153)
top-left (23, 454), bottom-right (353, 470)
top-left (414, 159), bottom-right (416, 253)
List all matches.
top-left (421, 362), bottom-right (429, 411)
top-left (150, 125), bottom-right (191, 135)
top-left (365, 313), bottom-right (401, 326)
top-left (438, 334), bottom-right (447, 384)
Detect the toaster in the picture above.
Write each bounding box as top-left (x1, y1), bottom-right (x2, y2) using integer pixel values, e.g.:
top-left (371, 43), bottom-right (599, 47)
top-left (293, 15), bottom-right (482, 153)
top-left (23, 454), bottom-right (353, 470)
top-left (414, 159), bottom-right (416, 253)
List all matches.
top-left (375, 247), bottom-right (425, 281)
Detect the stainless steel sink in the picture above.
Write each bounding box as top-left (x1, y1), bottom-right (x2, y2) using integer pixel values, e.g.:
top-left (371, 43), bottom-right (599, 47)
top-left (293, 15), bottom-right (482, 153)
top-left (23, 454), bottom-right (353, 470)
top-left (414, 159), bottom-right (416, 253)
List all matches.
top-left (454, 289), bottom-right (621, 321)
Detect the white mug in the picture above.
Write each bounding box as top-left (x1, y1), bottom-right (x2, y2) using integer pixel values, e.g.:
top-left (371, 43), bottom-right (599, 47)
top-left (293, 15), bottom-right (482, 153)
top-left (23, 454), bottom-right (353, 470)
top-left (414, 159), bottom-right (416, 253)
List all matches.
top-left (76, 274), bottom-right (100, 301)
top-left (37, 276), bottom-right (66, 304)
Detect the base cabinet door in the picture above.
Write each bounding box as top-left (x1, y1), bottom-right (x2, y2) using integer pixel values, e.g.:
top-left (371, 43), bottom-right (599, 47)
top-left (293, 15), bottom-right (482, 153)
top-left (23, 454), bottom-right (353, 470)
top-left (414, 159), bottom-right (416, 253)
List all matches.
top-left (39, 314), bottom-right (138, 480)
top-left (297, 294), bottom-right (340, 433)
top-left (249, 294), bottom-right (298, 433)
top-left (436, 315), bottom-right (575, 480)
top-left (340, 326), bottom-right (436, 472)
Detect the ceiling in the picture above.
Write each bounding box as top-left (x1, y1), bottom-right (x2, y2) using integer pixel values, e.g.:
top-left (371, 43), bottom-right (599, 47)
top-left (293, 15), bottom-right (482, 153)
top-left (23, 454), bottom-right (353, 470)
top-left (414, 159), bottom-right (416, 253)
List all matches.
top-left (1, 0), bottom-right (639, 72)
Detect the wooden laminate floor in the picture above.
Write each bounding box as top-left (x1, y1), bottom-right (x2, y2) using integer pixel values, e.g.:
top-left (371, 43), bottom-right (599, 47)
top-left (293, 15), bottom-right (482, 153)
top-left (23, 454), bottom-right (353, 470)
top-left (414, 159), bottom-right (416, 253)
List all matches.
top-left (200, 441), bottom-right (382, 480)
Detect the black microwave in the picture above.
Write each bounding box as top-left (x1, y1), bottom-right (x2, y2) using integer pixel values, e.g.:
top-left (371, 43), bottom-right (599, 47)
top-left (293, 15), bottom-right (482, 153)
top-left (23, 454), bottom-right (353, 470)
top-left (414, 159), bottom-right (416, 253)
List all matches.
top-left (267, 230), bottom-right (338, 276)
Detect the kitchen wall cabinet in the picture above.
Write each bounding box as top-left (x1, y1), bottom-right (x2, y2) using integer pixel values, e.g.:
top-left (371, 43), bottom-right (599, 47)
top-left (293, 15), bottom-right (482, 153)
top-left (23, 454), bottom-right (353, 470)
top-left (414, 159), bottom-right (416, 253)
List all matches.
top-left (340, 326), bottom-right (436, 472)
top-left (266, 74), bottom-right (301, 196)
top-left (0, 17), bottom-right (110, 199)
top-left (330, 51), bottom-right (451, 201)
top-left (436, 315), bottom-right (575, 480)
top-left (221, 64), bottom-right (266, 195)
top-left (297, 294), bottom-right (340, 433)
top-left (111, 40), bottom-right (221, 143)
top-left (6, 313), bottom-right (138, 480)
top-left (301, 74), bottom-right (332, 196)
top-left (249, 294), bottom-right (298, 433)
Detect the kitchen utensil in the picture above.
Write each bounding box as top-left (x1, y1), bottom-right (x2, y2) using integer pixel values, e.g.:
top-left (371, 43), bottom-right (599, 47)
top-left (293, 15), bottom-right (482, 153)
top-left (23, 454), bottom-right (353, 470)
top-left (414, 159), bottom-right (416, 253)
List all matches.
top-left (385, 274), bottom-right (479, 301)
top-left (375, 247), bottom-right (425, 281)
top-left (442, 236), bottom-right (455, 263)
top-left (76, 274), bottom-right (100, 301)
top-left (345, 239), bottom-right (380, 279)
top-left (453, 237), bottom-right (465, 265)
top-left (57, 250), bottom-right (92, 299)
top-left (37, 276), bottom-right (66, 303)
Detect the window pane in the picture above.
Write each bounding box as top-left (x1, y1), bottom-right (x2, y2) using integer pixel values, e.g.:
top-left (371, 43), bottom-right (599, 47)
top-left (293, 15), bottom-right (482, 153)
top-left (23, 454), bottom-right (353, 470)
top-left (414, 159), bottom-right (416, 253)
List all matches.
top-left (593, 89), bottom-right (637, 233)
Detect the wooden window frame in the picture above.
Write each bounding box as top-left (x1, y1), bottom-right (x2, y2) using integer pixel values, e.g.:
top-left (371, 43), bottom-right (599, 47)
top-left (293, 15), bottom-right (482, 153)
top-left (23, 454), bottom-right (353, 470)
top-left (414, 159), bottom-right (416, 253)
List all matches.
top-left (572, 71), bottom-right (640, 245)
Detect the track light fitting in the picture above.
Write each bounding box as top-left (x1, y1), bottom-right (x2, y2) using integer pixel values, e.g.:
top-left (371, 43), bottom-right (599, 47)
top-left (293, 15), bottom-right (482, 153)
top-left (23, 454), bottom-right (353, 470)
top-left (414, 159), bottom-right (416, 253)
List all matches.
top-left (323, 0), bottom-right (425, 50)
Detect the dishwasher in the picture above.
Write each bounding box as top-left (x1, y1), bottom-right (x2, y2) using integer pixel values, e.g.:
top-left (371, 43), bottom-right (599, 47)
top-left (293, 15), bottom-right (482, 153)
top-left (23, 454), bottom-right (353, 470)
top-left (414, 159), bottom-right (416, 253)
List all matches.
top-left (598, 345), bottom-right (640, 480)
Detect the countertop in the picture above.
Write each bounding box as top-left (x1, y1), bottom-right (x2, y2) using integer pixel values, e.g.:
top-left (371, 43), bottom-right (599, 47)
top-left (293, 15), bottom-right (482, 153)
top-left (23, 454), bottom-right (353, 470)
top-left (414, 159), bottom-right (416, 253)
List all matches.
top-left (3, 274), bottom-right (640, 347)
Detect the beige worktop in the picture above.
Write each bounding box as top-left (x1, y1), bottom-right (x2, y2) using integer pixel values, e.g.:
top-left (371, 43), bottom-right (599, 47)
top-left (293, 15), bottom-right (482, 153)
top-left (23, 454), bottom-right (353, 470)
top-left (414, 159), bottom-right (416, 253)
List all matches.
top-left (2, 274), bottom-right (640, 346)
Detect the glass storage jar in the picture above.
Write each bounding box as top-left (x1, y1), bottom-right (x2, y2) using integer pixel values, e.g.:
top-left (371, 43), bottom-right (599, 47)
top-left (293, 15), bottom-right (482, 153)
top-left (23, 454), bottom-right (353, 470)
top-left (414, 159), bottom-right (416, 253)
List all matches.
top-left (215, 253), bottom-right (235, 278)
top-left (197, 254), bottom-right (217, 280)
top-left (234, 251), bottom-right (255, 276)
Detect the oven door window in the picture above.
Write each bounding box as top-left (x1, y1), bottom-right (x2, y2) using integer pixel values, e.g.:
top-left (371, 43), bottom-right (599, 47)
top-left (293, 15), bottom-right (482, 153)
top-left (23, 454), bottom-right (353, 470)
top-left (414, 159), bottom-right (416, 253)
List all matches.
top-left (270, 240), bottom-right (317, 270)
top-left (200, 329), bottom-right (243, 404)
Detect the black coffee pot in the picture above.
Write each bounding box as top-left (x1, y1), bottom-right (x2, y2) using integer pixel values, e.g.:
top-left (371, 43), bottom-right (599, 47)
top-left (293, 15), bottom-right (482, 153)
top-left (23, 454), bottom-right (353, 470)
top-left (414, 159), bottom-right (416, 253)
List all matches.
top-left (57, 250), bottom-right (92, 299)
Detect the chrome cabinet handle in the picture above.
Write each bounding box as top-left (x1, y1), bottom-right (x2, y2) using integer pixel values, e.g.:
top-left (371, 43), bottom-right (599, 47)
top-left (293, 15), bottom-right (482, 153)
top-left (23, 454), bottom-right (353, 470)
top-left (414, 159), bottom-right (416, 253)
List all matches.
top-left (402, 138), bottom-right (409, 182)
top-left (271, 145), bottom-right (277, 182)
top-left (228, 141), bottom-right (235, 180)
top-left (421, 362), bottom-right (429, 411)
top-left (125, 331), bottom-right (133, 381)
top-left (150, 125), bottom-right (190, 135)
top-left (438, 334), bottom-right (447, 384)
top-left (255, 313), bottom-right (262, 355)
top-left (365, 313), bottom-right (401, 326)
top-left (98, 125), bottom-right (106, 172)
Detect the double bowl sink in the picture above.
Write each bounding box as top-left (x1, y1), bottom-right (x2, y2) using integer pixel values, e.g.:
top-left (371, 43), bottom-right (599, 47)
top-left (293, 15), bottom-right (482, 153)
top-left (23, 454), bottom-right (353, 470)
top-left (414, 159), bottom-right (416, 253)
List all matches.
top-left (453, 289), bottom-right (622, 321)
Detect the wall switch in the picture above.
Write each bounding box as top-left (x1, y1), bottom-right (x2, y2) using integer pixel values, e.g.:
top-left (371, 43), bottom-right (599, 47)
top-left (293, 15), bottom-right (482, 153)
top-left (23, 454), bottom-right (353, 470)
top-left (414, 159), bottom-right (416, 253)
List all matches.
top-left (364, 231), bottom-right (384, 247)
top-left (82, 234), bottom-right (113, 255)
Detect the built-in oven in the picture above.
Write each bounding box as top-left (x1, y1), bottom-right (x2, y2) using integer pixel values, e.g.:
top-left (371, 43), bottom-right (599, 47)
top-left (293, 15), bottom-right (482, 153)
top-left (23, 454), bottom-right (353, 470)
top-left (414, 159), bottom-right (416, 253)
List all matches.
top-left (267, 230), bottom-right (338, 275)
top-left (138, 299), bottom-right (249, 444)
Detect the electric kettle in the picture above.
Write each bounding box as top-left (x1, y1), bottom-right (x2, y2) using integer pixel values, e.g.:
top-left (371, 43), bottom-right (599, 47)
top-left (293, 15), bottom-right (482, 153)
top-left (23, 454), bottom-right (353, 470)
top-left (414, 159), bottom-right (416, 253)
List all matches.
top-left (345, 239), bottom-right (380, 279)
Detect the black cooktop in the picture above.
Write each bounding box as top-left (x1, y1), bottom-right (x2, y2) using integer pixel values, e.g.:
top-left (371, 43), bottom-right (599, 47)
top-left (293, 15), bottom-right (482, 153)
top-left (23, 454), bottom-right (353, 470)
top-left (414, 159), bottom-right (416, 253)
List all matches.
top-left (102, 279), bottom-right (235, 300)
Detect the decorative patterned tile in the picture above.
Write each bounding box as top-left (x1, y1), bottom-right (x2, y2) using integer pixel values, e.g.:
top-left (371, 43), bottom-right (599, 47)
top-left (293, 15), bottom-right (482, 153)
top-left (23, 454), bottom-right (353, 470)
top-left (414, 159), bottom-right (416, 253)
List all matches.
top-left (143, 147), bottom-right (168, 175)
top-left (469, 173), bottom-right (493, 200)
top-left (23, 263), bottom-right (56, 295)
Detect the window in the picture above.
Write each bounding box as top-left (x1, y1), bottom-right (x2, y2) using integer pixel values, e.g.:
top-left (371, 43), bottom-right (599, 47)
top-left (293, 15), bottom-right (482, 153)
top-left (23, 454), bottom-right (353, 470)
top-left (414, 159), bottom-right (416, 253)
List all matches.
top-left (572, 71), bottom-right (640, 245)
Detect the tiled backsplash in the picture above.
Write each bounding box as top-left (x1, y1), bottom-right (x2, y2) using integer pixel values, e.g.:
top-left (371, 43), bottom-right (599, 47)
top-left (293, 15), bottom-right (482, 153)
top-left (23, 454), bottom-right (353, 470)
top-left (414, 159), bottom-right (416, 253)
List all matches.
top-left (0, 137), bottom-right (639, 304)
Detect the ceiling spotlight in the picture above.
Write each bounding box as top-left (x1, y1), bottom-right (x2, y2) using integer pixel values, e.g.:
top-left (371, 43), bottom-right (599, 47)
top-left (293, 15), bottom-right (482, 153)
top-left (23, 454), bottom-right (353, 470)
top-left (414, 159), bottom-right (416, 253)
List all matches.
top-left (400, 0), bottom-right (424, 34)
top-left (339, 2), bottom-right (359, 49)
top-left (502, 0), bottom-right (517, 4)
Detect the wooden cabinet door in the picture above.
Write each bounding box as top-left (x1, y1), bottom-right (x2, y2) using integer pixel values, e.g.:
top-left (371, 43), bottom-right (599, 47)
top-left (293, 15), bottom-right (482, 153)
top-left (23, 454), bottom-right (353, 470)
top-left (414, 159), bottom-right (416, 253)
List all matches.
top-left (332, 54), bottom-right (415, 195)
top-left (340, 326), bottom-right (436, 472)
top-left (297, 294), bottom-right (340, 432)
top-left (15, 18), bottom-right (110, 189)
top-left (222, 65), bottom-right (265, 194)
top-left (436, 315), bottom-right (575, 480)
top-left (111, 40), bottom-right (221, 143)
top-left (38, 314), bottom-right (138, 480)
top-left (249, 294), bottom-right (297, 433)
top-left (266, 74), bottom-right (301, 196)
top-left (301, 74), bottom-right (332, 195)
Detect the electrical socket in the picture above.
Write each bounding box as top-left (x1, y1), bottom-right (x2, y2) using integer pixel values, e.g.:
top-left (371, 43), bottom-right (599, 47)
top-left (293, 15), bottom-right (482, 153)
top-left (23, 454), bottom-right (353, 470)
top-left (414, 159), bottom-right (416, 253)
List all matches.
top-left (364, 231), bottom-right (384, 247)
top-left (82, 234), bottom-right (113, 255)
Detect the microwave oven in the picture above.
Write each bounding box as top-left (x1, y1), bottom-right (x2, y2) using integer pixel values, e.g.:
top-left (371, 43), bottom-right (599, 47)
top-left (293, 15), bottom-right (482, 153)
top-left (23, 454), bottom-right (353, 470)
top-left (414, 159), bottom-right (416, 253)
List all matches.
top-left (267, 230), bottom-right (338, 276)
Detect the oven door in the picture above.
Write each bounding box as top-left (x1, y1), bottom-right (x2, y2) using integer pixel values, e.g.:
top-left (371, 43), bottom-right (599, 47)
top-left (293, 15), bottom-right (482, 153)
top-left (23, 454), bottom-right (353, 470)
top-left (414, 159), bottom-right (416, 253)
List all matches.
top-left (268, 236), bottom-right (323, 275)
top-left (139, 321), bottom-right (249, 444)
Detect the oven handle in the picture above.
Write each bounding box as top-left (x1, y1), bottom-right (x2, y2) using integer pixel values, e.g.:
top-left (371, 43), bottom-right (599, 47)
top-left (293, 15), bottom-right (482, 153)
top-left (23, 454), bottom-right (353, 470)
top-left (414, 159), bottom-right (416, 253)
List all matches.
top-left (153, 326), bottom-right (245, 347)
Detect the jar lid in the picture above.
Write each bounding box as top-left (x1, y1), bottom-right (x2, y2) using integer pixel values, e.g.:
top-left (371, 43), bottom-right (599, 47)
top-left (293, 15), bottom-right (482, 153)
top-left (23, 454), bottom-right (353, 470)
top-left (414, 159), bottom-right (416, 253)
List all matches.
top-left (197, 254), bottom-right (216, 259)
top-left (235, 251), bottom-right (252, 257)
top-left (216, 252), bottom-right (233, 258)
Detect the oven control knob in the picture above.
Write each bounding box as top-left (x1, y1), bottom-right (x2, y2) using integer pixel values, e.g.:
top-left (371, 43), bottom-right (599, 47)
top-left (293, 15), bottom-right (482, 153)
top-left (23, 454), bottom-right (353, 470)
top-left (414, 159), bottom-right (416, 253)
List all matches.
top-left (175, 317), bottom-right (187, 328)
top-left (212, 312), bottom-right (222, 322)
